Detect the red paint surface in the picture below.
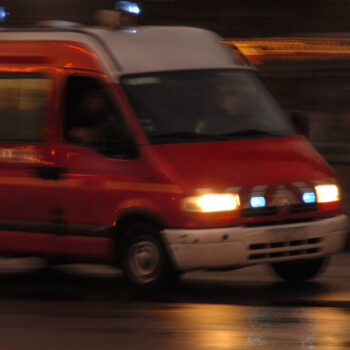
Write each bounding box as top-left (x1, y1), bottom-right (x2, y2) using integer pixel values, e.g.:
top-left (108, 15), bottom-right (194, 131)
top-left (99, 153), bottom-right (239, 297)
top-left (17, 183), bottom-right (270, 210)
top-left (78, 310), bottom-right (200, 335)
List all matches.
top-left (0, 41), bottom-right (102, 72)
top-left (157, 136), bottom-right (335, 190)
top-left (0, 37), bottom-right (341, 262)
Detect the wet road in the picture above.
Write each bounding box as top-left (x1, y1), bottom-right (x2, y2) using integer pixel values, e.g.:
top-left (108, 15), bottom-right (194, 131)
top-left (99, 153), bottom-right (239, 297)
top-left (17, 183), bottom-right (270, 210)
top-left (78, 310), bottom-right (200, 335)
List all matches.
top-left (0, 254), bottom-right (350, 349)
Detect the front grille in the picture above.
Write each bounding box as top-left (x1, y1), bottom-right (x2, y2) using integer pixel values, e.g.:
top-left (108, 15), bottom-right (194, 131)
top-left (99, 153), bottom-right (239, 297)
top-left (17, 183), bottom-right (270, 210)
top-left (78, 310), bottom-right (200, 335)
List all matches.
top-left (242, 207), bottom-right (278, 218)
top-left (248, 237), bottom-right (322, 260)
top-left (242, 202), bottom-right (317, 219)
top-left (245, 217), bottom-right (318, 227)
top-left (249, 248), bottom-right (321, 260)
top-left (291, 203), bottom-right (317, 214)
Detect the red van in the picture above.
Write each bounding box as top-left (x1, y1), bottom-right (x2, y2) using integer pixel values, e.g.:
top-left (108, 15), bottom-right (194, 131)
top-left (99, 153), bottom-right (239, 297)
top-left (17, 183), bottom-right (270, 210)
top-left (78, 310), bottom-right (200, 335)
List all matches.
top-left (0, 18), bottom-right (346, 290)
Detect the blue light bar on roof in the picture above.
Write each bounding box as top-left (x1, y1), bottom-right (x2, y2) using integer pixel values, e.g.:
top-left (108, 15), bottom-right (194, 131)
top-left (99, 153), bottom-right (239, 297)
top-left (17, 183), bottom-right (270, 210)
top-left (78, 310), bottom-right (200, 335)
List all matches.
top-left (115, 1), bottom-right (141, 15)
top-left (0, 7), bottom-right (7, 22)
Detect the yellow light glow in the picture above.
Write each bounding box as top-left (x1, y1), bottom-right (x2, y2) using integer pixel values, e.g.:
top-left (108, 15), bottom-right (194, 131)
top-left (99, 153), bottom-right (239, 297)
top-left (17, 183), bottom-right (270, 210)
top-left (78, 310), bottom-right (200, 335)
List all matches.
top-left (183, 193), bottom-right (240, 213)
top-left (315, 184), bottom-right (340, 203)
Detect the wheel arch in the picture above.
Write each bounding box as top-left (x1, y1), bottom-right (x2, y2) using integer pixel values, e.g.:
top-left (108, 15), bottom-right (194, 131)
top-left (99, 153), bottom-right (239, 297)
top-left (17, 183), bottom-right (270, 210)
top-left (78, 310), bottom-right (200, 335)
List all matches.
top-left (112, 207), bottom-right (168, 266)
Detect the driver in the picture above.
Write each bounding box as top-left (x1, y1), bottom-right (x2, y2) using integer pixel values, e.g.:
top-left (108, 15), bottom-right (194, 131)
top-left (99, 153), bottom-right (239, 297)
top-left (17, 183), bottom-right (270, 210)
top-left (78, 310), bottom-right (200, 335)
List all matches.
top-left (69, 88), bottom-right (110, 146)
top-left (195, 85), bottom-right (232, 134)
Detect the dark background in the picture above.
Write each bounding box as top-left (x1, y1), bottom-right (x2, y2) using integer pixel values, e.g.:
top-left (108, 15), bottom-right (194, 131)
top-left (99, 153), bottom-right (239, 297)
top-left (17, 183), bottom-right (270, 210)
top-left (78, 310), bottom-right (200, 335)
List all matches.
top-left (1, 0), bottom-right (350, 38)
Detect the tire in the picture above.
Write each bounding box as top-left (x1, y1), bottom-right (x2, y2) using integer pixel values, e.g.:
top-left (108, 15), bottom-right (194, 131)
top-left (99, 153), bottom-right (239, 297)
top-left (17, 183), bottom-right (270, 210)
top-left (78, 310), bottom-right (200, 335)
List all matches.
top-left (271, 257), bottom-right (330, 282)
top-left (121, 222), bottom-right (178, 290)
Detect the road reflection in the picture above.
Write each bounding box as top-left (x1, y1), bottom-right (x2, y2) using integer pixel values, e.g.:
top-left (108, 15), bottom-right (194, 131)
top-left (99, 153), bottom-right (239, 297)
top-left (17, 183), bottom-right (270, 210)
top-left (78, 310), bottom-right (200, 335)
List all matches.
top-left (151, 304), bottom-right (350, 349)
top-left (0, 258), bottom-right (338, 305)
top-left (0, 258), bottom-right (349, 349)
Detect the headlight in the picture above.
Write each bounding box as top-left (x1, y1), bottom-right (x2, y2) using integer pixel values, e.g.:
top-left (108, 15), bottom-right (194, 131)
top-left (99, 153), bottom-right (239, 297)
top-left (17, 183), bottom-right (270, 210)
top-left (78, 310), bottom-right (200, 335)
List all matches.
top-left (182, 193), bottom-right (241, 213)
top-left (315, 184), bottom-right (340, 203)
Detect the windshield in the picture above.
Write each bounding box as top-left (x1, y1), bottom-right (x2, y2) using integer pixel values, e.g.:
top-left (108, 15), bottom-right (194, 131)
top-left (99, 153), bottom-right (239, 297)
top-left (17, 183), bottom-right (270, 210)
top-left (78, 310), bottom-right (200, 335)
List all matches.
top-left (121, 70), bottom-right (295, 144)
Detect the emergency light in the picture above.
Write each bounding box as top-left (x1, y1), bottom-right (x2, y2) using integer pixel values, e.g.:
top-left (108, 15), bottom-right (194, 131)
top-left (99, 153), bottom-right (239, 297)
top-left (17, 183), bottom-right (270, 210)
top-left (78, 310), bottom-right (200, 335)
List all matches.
top-left (302, 192), bottom-right (316, 204)
top-left (115, 1), bottom-right (141, 15)
top-left (0, 7), bottom-right (7, 22)
top-left (250, 196), bottom-right (266, 208)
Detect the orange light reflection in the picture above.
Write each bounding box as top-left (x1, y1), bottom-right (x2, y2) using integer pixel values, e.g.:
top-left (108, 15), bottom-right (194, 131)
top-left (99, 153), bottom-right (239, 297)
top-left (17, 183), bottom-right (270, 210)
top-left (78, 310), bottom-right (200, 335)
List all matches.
top-left (63, 43), bottom-right (98, 59)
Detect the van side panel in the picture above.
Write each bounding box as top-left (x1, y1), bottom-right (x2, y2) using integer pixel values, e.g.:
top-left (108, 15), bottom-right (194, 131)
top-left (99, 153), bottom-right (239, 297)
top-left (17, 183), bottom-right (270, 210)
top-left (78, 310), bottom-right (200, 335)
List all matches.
top-left (0, 41), bottom-right (103, 72)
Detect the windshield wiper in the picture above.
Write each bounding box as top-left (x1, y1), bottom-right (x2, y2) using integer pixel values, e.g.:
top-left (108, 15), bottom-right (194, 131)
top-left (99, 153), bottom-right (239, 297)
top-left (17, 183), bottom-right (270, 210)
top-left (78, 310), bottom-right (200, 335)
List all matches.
top-left (151, 132), bottom-right (226, 141)
top-left (219, 129), bottom-right (284, 138)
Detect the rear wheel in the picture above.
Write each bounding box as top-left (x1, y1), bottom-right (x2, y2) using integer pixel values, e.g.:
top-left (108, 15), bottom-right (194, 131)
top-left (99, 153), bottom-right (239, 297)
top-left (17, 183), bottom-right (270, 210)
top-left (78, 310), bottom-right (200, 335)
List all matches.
top-left (271, 257), bottom-right (330, 281)
top-left (121, 222), bottom-right (179, 290)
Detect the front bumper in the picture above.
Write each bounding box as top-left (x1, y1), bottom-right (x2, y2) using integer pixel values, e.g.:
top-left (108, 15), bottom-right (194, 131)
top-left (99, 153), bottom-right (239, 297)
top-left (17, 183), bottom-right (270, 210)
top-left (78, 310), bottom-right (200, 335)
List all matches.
top-left (161, 215), bottom-right (348, 271)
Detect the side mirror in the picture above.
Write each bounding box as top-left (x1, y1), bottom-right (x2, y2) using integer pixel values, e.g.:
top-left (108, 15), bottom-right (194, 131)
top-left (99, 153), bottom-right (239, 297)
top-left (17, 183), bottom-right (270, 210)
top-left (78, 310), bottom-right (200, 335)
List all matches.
top-left (289, 110), bottom-right (310, 139)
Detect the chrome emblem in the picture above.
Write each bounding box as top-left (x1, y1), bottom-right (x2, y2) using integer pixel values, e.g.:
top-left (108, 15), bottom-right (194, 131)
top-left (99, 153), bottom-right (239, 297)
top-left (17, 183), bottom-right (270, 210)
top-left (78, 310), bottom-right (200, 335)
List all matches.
top-left (278, 197), bottom-right (290, 207)
top-left (277, 197), bottom-right (290, 213)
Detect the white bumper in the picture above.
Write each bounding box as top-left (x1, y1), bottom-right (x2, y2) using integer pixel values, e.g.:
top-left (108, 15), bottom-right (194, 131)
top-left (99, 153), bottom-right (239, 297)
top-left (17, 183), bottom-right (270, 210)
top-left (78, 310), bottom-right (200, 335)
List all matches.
top-left (161, 215), bottom-right (348, 271)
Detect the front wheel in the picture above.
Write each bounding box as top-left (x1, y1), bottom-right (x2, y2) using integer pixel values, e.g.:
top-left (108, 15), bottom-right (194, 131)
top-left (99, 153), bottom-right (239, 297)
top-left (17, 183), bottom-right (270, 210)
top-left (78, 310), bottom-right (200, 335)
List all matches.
top-left (271, 257), bottom-right (330, 281)
top-left (121, 223), bottom-right (179, 290)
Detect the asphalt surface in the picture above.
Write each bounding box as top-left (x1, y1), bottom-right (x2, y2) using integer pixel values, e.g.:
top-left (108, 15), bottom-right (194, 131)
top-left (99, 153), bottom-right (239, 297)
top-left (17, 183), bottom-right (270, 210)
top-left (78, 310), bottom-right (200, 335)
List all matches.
top-left (0, 253), bottom-right (350, 349)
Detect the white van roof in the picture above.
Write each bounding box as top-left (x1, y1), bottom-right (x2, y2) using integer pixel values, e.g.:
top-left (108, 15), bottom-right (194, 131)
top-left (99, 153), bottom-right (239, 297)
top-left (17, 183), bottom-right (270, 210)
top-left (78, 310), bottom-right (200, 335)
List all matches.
top-left (86, 26), bottom-right (246, 75)
top-left (0, 25), bottom-right (251, 79)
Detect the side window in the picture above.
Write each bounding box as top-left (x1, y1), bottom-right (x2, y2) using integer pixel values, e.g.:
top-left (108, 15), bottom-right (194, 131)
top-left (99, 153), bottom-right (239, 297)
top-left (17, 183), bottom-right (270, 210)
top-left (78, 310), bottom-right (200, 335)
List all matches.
top-left (0, 74), bottom-right (49, 143)
top-left (63, 75), bottom-right (133, 158)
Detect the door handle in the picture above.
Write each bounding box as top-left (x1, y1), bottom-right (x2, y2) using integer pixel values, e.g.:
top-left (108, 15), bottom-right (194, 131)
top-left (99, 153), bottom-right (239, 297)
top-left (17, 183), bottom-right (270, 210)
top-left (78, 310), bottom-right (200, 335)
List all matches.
top-left (33, 166), bottom-right (66, 180)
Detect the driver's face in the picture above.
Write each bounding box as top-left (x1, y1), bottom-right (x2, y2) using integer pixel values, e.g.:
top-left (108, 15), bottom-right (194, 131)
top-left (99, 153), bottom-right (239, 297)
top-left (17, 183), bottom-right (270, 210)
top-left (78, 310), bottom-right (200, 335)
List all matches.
top-left (83, 91), bottom-right (105, 114)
